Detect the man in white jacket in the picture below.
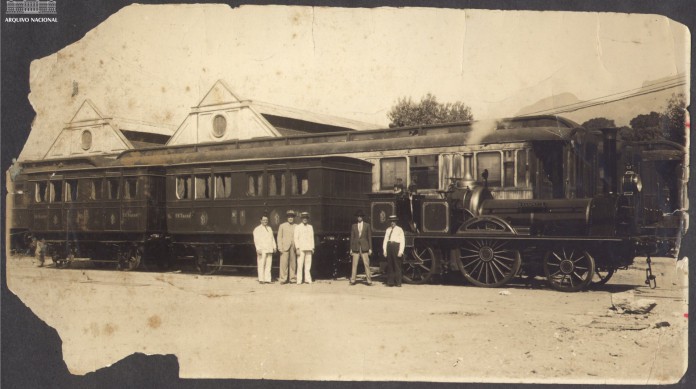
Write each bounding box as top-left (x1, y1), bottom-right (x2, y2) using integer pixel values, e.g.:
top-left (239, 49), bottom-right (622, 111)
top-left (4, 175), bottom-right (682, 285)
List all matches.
top-left (253, 215), bottom-right (277, 284)
top-left (294, 212), bottom-right (315, 284)
top-left (382, 215), bottom-right (405, 287)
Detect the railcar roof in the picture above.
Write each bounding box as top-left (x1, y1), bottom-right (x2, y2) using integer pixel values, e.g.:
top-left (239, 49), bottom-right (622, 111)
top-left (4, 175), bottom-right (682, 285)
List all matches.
top-left (118, 121), bottom-right (575, 161)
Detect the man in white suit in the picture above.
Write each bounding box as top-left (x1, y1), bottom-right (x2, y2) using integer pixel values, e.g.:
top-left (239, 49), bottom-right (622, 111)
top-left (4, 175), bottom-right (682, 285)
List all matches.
top-left (294, 212), bottom-right (315, 284)
top-left (253, 214), bottom-right (277, 284)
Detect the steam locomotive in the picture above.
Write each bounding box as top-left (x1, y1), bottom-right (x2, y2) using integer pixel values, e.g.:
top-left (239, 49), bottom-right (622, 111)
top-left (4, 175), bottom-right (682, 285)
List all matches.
top-left (8, 115), bottom-right (686, 292)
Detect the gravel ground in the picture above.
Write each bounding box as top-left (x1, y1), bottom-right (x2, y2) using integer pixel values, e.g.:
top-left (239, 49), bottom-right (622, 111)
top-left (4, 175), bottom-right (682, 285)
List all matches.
top-left (6, 253), bottom-right (688, 383)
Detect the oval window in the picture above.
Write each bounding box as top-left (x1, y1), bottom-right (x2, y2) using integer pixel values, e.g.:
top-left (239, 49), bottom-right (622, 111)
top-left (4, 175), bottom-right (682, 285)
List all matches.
top-left (212, 115), bottom-right (227, 138)
top-left (81, 130), bottom-right (93, 150)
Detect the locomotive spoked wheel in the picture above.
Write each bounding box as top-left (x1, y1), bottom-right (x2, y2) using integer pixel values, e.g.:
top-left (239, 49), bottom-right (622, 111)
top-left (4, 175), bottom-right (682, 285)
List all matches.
top-left (591, 267), bottom-right (615, 286)
top-left (458, 240), bottom-right (521, 287)
top-left (543, 248), bottom-right (595, 292)
top-left (119, 247), bottom-right (142, 271)
top-left (402, 243), bottom-right (438, 284)
top-left (196, 250), bottom-right (224, 275)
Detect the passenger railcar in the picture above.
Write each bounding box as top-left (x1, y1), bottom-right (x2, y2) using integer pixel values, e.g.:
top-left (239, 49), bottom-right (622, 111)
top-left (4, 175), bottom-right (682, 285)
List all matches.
top-left (162, 155), bottom-right (371, 276)
top-left (12, 156), bottom-right (168, 269)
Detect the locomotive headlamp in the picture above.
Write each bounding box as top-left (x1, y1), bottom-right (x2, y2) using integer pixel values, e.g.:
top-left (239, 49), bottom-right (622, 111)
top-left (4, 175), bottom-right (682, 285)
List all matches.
top-left (622, 170), bottom-right (642, 194)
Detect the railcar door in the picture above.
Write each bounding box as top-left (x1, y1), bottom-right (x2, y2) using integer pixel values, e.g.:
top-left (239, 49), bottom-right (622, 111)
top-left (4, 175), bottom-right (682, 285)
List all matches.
top-left (103, 173), bottom-right (122, 231)
top-left (46, 176), bottom-right (64, 233)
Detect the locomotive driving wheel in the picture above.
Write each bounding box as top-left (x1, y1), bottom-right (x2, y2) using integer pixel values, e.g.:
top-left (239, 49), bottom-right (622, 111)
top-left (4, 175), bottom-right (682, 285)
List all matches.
top-left (544, 248), bottom-right (595, 292)
top-left (591, 267), bottom-right (615, 286)
top-left (458, 239), bottom-right (521, 287)
top-left (402, 242), bottom-right (439, 284)
top-left (196, 248), bottom-right (224, 275)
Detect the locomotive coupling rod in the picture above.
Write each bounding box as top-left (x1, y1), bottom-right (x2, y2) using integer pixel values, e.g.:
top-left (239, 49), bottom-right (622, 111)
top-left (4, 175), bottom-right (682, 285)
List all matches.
top-left (645, 256), bottom-right (657, 289)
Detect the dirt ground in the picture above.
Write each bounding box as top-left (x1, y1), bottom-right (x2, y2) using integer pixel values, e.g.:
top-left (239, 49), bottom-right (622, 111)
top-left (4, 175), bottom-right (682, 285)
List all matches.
top-left (6, 253), bottom-right (689, 383)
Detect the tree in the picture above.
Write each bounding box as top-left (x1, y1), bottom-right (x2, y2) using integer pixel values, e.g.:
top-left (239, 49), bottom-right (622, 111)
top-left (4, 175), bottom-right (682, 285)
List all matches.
top-left (663, 93), bottom-right (687, 144)
top-left (623, 111), bottom-right (664, 141)
top-left (581, 117), bottom-right (616, 130)
top-left (387, 93), bottom-right (473, 128)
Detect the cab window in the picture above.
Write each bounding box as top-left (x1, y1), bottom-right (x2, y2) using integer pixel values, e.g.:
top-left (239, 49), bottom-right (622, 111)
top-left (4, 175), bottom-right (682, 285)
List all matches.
top-left (476, 152), bottom-right (502, 187)
top-left (380, 158), bottom-right (406, 190)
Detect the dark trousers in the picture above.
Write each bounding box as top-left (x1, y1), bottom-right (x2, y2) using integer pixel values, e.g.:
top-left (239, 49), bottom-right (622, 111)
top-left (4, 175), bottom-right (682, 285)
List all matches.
top-left (385, 242), bottom-right (402, 286)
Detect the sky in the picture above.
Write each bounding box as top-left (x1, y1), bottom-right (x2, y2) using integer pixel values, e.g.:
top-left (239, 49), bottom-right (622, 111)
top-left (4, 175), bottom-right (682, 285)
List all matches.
top-left (20, 4), bottom-right (690, 160)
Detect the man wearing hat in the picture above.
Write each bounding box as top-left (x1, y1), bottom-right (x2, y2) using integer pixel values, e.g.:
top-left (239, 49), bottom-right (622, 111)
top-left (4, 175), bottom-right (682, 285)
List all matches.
top-left (382, 215), bottom-right (405, 287)
top-left (277, 210), bottom-right (297, 284)
top-left (349, 210), bottom-right (373, 285)
top-left (294, 211), bottom-right (315, 284)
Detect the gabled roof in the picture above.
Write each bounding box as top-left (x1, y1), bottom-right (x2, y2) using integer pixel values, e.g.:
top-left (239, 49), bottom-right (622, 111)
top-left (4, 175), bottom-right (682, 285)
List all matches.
top-left (43, 100), bottom-right (173, 159)
top-left (252, 101), bottom-right (378, 131)
top-left (166, 80), bottom-right (378, 147)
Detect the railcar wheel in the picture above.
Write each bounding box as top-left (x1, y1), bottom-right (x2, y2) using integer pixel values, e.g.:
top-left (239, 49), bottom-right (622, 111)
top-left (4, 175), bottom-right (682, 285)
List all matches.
top-left (196, 249), bottom-right (224, 275)
top-left (53, 253), bottom-right (69, 269)
top-left (591, 267), bottom-right (615, 286)
top-left (120, 247), bottom-right (142, 271)
top-left (458, 239), bottom-right (521, 287)
top-left (544, 248), bottom-right (595, 292)
top-left (402, 243), bottom-right (439, 284)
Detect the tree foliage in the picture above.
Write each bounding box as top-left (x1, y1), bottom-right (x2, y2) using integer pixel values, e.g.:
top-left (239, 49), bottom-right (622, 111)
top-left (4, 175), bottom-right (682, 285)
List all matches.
top-left (387, 93), bottom-right (473, 128)
top-left (621, 111), bottom-right (663, 141)
top-left (663, 93), bottom-right (687, 144)
top-left (581, 117), bottom-right (616, 130)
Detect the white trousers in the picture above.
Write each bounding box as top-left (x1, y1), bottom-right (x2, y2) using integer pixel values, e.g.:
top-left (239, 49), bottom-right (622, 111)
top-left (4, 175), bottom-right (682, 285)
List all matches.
top-left (296, 251), bottom-right (313, 284)
top-left (257, 252), bottom-right (273, 282)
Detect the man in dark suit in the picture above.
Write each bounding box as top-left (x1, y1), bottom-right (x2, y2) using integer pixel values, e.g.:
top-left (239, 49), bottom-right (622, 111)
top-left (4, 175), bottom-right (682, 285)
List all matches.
top-left (349, 210), bottom-right (373, 286)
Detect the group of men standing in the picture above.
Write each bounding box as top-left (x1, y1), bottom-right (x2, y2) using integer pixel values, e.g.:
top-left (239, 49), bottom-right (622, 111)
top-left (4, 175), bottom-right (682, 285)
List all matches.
top-left (252, 209), bottom-right (406, 287)
top-left (253, 210), bottom-right (315, 285)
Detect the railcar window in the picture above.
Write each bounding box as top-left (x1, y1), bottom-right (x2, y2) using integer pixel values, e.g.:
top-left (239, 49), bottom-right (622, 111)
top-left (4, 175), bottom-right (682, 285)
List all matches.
top-left (504, 162), bottom-right (515, 187)
top-left (124, 177), bottom-right (138, 200)
top-left (476, 152), bottom-right (502, 187)
top-left (195, 175), bottom-right (212, 199)
top-left (409, 155), bottom-right (438, 190)
top-left (106, 179), bottom-right (120, 200)
top-left (247, 173), bottom-right (264, 197)
top-left (290, 171), bottom-right (309, 195)
top-left (517, 150), bottom-right (528, 187)
top-left (380, 158), bottom-right (407, 190)
top-left (65, 180), bottom-right (78, 202)
top-left (35, 182), bottom-right (47, 203)
top-left (214, 174), bottom-right (232, 199)
top-left (176, 176), bottom-right (192, 200)
top-left (89, 180), bottom-right (101, 200)
top-left (49, 181), bottom-right (63, 202)
top-left (268, 172), bottom-right (286, 196)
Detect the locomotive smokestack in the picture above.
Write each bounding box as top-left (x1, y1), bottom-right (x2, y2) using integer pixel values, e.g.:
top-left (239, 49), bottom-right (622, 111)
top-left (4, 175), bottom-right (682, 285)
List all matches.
top-left (601, 127), bottom-right (618, 194)
top-left (462, 153), bottom-right (475, 188)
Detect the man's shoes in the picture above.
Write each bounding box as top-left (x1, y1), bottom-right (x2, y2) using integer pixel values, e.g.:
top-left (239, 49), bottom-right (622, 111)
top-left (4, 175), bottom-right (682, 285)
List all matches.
top-left (281, 281), bottom-right (289, 285)
top-left (366, 282), bottom-right (373, 286)
top-left (349, 281), bottom-right (356, 286)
